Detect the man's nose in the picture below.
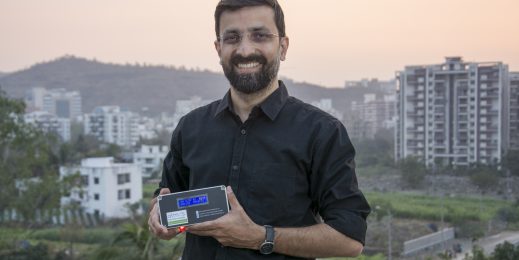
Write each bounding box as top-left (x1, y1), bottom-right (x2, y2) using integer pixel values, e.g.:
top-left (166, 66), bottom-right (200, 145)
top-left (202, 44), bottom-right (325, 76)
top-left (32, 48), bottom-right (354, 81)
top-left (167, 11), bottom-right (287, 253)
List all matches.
top-left (235, 36), bottom-right (256, 57)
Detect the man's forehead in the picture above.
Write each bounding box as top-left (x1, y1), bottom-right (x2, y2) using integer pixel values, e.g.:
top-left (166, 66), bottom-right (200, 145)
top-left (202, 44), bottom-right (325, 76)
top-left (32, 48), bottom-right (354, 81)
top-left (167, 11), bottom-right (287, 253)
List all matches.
top-left (219, 5), bottom-right (277, 34)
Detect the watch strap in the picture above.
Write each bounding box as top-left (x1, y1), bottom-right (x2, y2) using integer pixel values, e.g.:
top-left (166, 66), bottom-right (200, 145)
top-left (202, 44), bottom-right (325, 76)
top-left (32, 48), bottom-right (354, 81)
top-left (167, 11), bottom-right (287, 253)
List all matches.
top-left (265, 225), bottom-right (274, 243)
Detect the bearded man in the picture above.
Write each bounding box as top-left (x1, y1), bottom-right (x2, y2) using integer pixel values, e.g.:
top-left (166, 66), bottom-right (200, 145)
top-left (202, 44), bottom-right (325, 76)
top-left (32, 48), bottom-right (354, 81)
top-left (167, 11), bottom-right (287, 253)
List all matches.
top-left (148, 0), bottom-right (371, 259)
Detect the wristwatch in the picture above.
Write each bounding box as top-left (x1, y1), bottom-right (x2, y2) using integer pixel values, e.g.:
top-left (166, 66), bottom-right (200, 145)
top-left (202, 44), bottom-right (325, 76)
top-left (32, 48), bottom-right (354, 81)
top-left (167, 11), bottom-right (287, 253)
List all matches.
top-left (259, 225), bottom-right (275, 254)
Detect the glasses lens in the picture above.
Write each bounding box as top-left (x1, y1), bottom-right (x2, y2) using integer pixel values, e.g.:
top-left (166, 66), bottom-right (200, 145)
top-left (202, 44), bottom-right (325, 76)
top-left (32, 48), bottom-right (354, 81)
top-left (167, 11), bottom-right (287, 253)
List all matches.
top-left (222, 33), bottom-right (240, 44)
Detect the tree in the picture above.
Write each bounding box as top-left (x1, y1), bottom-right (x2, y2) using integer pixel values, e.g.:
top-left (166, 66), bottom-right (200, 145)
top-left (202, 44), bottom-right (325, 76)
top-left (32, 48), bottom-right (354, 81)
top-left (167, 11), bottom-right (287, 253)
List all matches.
top-left (398, 156), bottom-right (426, 188)
top-left (491, 241), bottom-right (519, 260)
top-left (355, 128), bottom-right (394, 167)
top-left (463, 245), bottom-right (488, 260)
top-left (502, 150), bottom-right (519, 177)
top-left (0, 90), bottom-right (75, 225)
top-left (469, 166), bottom-right (499, 193)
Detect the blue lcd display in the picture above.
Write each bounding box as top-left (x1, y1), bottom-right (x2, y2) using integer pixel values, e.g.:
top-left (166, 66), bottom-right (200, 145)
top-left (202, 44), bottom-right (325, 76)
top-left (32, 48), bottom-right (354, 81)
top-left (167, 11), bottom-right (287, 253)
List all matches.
top-left (177, 194), bottom-right (209, 208)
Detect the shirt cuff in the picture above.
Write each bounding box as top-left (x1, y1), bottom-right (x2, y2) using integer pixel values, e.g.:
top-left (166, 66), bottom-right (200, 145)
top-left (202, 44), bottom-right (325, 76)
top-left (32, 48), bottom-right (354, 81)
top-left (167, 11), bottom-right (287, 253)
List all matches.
top-left (323, 209), bottom-right (368, 245)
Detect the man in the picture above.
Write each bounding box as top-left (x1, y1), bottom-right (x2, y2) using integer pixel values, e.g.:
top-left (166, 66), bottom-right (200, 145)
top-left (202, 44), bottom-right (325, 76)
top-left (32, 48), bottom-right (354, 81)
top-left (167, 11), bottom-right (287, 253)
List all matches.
top-left (148, 0), bottom-right (371, 259)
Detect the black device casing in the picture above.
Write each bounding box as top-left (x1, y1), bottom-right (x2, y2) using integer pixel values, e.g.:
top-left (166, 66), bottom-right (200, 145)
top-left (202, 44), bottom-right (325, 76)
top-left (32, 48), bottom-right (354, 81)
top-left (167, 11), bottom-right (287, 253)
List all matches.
top-left (157, 185), bottom-right (230, 229)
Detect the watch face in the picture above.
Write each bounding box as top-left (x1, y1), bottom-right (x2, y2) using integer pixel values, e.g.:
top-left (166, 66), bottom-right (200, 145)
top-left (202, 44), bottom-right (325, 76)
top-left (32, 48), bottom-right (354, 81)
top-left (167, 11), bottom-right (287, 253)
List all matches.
top-left (260, 242), bottom-right (274, 254)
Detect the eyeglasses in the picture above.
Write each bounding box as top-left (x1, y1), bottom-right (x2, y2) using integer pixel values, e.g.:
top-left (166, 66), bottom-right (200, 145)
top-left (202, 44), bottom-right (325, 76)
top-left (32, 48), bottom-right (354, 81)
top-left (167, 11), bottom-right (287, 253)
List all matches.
top-left (218, 32), bottom-right (281, 45)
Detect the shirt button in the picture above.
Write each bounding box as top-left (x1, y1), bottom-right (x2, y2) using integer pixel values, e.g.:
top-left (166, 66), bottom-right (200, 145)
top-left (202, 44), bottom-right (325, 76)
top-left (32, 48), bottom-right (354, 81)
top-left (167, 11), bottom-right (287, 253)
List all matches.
top-left (232, 165), bottom-right (239, 170)
top-left (241, 129), bottom-right (246, 135)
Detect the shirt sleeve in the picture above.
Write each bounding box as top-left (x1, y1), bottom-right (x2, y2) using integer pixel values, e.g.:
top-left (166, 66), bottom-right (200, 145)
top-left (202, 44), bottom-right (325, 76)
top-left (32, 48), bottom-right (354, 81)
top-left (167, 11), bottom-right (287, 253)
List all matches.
top-left (310, 119), bottom-right (371, 245)
top-left (154, 117), bottom-right (189, 197)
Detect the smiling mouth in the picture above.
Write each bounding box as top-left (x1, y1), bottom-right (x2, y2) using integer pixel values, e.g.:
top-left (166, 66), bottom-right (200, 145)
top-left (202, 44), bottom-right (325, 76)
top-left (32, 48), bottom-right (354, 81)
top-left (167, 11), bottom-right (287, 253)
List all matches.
top-left (236, 62), bottom-right (261, 69)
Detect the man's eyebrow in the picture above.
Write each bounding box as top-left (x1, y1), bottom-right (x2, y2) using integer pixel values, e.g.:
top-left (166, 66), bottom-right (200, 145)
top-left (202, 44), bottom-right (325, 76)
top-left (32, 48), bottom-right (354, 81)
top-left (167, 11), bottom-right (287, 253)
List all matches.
top-left (222, 26), bottom-right (270, 35)
top-left (249, 26), bottom-right (269, 32)
top-left (222, 28), bottom-right (240, 35)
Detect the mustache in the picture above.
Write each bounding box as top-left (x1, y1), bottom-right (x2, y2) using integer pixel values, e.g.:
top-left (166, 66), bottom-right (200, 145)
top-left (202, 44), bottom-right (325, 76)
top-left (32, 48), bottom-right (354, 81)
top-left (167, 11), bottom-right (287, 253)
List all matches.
top-left (231, 54), bottom-right (267, 65)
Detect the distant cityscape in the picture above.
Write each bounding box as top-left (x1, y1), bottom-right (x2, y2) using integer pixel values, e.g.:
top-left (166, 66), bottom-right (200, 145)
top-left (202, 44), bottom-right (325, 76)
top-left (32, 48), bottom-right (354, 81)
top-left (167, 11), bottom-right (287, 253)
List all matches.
top-left (9, 56), bottom-right (518, 220)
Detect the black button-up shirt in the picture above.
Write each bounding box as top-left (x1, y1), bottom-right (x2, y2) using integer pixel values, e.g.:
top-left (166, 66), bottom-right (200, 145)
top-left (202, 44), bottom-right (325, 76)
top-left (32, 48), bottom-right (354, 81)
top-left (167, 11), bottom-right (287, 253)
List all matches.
top-left (158, 81), bottom-right (370, 260)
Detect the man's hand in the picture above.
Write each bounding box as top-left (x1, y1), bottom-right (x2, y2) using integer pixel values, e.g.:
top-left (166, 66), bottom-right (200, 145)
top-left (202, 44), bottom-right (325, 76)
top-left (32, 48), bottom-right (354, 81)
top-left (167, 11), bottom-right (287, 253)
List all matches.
top-left (148, 188), bottom-right (179, 240)
top-left (187, 186), bottom-right (264, 249)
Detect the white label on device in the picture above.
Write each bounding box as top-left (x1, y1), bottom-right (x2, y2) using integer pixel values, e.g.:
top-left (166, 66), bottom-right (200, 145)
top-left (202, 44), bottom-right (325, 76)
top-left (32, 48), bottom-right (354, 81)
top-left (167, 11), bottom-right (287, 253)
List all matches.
top-left (166, 210), bottom-right (188, 226)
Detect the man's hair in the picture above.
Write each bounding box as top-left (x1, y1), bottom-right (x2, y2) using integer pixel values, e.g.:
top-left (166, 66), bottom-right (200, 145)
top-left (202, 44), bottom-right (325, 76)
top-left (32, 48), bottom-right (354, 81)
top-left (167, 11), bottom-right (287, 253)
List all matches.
top-left (214, 0), bottom-right (286, 38)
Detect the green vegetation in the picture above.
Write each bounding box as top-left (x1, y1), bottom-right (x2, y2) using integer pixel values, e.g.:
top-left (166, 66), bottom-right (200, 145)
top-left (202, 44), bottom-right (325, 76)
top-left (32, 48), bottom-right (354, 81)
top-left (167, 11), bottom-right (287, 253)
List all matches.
top-left (366, 192), bottom-right (512, 222)
top-left (143, 183), bottom-right (157, 199)
top-left (0, 90), bottom-right (78, 225)
top-left (398, 156), bottom-right (426, 188)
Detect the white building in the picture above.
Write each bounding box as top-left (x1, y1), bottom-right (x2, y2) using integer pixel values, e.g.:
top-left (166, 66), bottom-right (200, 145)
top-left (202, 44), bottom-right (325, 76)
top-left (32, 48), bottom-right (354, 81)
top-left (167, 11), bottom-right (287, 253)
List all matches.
top-left (60, 157), bottom-right (143, 219)
top-left (25, 87), bottom-right (82, 120)
top-left (311, 99), bottom-right (343, 121)
top-left (344, 78), bottom-right (396, 93)
top-left (84, 106), bottom-right (139, 147)
top-left (350, 93), bottom-right (396, 140)
top-left (24, 111), bottom-right (71, 141)
top-left (395, 57), bottom-right (510, 167)
top-left (173, 96), bottom-right (212, 128)
top-left (133, 145), bottom-right (168, 178)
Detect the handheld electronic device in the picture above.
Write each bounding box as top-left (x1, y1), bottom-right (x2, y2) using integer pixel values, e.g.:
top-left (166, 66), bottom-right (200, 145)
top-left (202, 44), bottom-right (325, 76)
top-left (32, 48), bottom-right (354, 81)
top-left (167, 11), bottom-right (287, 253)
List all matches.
top-left (157, 185), bottom-right (230, 229)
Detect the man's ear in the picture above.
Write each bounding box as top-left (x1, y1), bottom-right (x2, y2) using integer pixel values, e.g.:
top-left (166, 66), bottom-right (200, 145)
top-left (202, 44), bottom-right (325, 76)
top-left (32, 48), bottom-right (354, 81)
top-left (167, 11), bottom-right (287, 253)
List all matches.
top-left (280, 36), bottom-right (289, 61)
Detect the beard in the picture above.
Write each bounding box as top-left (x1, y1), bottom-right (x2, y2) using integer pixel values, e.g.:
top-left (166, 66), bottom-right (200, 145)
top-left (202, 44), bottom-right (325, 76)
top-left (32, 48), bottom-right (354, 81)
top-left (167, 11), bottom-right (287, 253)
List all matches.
top-left (221, 53), bottom-right (280, 94)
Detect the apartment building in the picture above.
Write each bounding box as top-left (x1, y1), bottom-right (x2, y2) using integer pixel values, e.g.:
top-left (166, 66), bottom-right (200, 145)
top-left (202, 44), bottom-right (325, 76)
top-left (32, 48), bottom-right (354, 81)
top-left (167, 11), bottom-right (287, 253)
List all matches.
top-left (84, 106), bottom-right (139, 147)
top-left (350, 93), bottom-right (396, 139)
top-left (311, 99), bottom-right (344, 121)
top-left (133, 145), bottom-right (168, 178)
top-left (395, 57), bottom-right (509, 167)
top-left (25, 87), bottom-right (82, 120)
top-left (60, 157), bottom-right (142, 219)
top-left (510, 72), bottom-right (519, 150)
top-left (24, 111), bottom-right (71, 141)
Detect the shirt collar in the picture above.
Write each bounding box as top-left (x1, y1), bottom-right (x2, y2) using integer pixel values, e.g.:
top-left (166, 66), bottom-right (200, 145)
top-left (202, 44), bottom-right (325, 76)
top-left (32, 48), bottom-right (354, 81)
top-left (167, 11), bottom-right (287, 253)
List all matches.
top-left (214, 80), bottom-right (289, 121)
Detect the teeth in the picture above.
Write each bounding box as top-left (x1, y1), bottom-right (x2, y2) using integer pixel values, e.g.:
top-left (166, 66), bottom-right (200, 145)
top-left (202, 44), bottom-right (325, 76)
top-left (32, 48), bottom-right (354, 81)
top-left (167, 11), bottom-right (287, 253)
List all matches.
top-left (237, 62), bottom-right (260, 68)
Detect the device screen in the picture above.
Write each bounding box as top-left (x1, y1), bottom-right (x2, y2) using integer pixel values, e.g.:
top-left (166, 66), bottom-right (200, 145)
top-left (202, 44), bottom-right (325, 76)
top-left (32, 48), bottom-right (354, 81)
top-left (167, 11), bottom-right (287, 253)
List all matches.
top-left (177, 194), bottom-right (209, 208)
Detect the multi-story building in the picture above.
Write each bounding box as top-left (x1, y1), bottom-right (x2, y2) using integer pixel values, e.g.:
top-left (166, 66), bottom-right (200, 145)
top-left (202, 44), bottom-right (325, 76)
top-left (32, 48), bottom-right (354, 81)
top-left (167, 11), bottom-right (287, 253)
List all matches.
top-left (395, 57), bottom-right (509, 167)
top-left (25, 87), bottom-right (82, 120)
top-left (133, 145), bottom-right (168, 178)
top-left (311, 99), bottom-right (344, 121)
top-left (510, 72), bottom-right (519, 150)
top-left (60, 157), bottom-right (142, 219)
top-left (350, 93), bottom-right (396, 139)
top-left (344, 78), bottom-right (396, 94)
top-left (24, 111), bottom-right (71, 141)
top-left (172, 96), bottom-right (212, 128)
top-left (84, 106), bottom-right (139, 147)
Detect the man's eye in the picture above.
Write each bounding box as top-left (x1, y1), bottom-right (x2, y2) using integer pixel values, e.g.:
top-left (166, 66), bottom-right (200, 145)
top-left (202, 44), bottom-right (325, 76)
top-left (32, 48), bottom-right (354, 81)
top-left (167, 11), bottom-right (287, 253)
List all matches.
top-left (251, 33), bottom-right (269, 42)
top-left (223, 34), bottom-right (240, 44)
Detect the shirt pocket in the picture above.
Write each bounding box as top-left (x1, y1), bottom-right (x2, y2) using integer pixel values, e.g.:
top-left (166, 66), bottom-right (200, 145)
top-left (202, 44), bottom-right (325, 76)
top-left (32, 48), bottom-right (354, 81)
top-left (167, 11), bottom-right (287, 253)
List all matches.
top-left (245, 162), bottom-right (298, 226)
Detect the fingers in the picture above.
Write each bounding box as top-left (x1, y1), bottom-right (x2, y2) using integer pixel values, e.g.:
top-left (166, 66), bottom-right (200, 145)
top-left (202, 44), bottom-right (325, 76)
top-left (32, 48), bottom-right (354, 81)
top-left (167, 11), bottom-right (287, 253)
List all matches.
top-left (159, 188), bottom-right (171, 195)
top-left (226, 186), bottom-right (242, 211)
top-left (148, 187), bottom-right (171, 214)
top-left (188, 219), bottom-right (220, 232)
top-left (147, 202), bottom-right (178, 240)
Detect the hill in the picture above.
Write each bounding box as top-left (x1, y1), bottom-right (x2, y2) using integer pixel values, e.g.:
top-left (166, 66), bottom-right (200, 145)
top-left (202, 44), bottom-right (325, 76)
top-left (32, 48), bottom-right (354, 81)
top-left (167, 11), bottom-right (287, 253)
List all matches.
top-left (0, 56), bottom-right (383, 115)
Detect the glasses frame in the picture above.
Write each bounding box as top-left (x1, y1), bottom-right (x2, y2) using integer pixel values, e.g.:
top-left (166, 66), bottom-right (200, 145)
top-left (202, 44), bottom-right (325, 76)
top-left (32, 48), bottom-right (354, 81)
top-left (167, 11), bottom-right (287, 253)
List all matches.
top-left (217, 31), bottom-right (281, 45)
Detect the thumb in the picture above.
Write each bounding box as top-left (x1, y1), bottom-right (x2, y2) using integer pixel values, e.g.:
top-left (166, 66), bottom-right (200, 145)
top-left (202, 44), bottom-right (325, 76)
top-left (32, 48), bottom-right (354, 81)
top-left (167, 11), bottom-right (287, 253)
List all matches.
top-left (159, 188), bottom-right (171, 195)
top-left (226, 186), bottom-right (242, 210)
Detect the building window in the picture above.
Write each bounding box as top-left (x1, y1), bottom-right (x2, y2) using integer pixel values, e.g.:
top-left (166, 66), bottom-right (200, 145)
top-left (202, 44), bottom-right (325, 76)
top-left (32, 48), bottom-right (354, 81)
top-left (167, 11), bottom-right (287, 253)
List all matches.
top-left (94, 193), bottom-right (100, 200)
top-left (117, 173), bottom-right (131, 185)
top-left (118, 189), bottom-right (131, 200)
top-left (94, 177), bottom-right (99, 184)
top-left (81, 176), bottom-right (89, 186)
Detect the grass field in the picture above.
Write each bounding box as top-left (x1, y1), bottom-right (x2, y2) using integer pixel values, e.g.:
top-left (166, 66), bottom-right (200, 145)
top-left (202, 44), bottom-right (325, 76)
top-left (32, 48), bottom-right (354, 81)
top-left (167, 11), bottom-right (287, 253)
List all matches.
top-left (365, 191), bottom-right (512, 222)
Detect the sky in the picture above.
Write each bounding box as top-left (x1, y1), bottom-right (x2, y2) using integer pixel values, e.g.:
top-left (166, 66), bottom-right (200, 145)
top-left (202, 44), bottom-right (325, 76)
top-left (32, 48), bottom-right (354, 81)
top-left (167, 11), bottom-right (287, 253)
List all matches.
top-left (1, 0), bottom-right (519, 87)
